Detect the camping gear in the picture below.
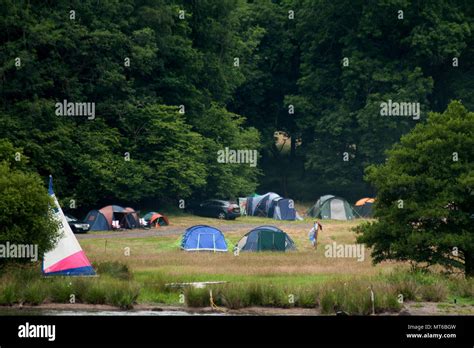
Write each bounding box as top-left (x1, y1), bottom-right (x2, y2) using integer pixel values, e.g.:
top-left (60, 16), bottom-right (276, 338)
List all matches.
top-left (307, 195), bottom-right (355, 220)
top-left (181, 225), bottom-right (228, 252)
top-left (43, 176), bottom-right (95, 276)
top-left (236, 225), bottom-right (296, 252)
top-left (354, 198), bottom-right (375, 217)
top-left (142, 211), bottom-right (169, 227)
top-left (238, 197), bottom-right (248, 216)
top-left (85, 205), bottom-right (140, 231)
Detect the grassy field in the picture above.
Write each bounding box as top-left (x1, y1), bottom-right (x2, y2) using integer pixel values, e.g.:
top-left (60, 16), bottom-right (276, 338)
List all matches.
top-left (80, 215), bottom-right (391, 284)
top-left (1, 213), bottom-right (472, 314)
top-left (76, 214), bottom-right (473, 313)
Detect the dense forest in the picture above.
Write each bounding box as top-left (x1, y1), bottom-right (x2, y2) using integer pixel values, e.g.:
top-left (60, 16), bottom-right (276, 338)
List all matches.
top-left (1, 0), bottom-right (473, 214)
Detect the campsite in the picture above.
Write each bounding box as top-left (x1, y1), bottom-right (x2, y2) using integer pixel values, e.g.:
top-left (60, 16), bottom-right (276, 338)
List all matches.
top-left (1, 189), bottom-right (473, 315)
top-left (0, 4), bottom-right (473, 345)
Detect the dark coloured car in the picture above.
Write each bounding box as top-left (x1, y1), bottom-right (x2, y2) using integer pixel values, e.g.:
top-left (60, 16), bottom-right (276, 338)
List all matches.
top-left (188, 200), bottom-right (240, 220)
top-left (65, 214), bottom-right (91, 233)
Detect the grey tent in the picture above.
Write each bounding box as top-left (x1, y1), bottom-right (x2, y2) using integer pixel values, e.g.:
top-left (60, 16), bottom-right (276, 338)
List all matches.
top-left (307, 195), bottom-right (355, 220)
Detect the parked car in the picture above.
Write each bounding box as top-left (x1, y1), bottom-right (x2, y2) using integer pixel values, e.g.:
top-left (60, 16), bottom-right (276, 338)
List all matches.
top-left (65, 214), bottom-right (91, 233)
top-left (188, 199), bottom-right (240, 220)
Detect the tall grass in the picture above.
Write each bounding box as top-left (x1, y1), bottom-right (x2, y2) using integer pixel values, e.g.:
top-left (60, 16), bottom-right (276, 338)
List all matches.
top-left (384, 269), bottom-right (449, 302)
top-left (184, 280), bottom-right (401, 314)
top-left (1, 262), bottom-right (470, 312)
top-left (0, 263), bottom-right (140, 309)
top-left (93, 261), bottom-right (132, 280)
top-left (182, 269), bottom-right (469, 313)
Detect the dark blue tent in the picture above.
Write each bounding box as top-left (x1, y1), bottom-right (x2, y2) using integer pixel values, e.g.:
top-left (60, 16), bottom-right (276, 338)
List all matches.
top-left (84, 209), bottom-right (109, 231)
top-left (84, 205), bottom-right (139, 230)
top-left (181, 225), bottom-right (228, 252)
top-left (268, 198), bottom-right (296, 220)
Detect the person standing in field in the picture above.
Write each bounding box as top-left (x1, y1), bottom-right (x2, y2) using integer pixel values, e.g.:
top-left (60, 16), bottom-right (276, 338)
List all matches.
top-left (309, 220), bottom-right (322, 249)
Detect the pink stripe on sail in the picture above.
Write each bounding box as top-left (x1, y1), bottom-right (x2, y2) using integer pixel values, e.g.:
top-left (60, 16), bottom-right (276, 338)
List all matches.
top-left (44, 250), bottom-right (93, 274)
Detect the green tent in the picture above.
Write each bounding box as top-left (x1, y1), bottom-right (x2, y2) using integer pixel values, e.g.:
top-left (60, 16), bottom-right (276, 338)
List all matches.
top-left (307, 195), bottom-right (354, 220)
top-left (236, 225), bottom-right (296, 252)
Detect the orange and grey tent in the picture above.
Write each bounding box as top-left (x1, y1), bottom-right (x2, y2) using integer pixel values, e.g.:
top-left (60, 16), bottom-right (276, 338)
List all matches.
top-left (354, 198), bottom-right (375, 217)
top-left (142, 211), bottom-right (169, 227)
top-left (85, 205), bottom-right (140, 230)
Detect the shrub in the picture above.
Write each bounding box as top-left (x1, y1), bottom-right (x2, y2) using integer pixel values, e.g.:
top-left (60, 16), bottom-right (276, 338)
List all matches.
top-left (21, 280), bottom-right (48, 305)
top-left (71, 279), bottom-right (90, 303)
top-left (185, 287), bottom-right (209, 307)
top-left (0, 283), bottom-right (19, 305)
top-left (450, 278), bottom-right (474, 298)
top-left (105, 282), bottom-right (140, 309)
top-left (84, 282), bottom-right (107, 305)
top-left (420, 282), bottom-right (448, 302)
top-left (294, 287), bottom-right (318, 308)
top-left (0, 161), bottom-right (60, 268)
top-left (48, 280), bottom-right (72, 303)
top-left (94, 261), bottom-right (132, 280)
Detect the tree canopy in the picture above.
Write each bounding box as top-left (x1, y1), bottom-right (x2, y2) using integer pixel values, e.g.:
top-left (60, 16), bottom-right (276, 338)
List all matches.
top-left (0, 0), bottom-right (472, 213)
top-left (356, 101), bottom-right (474, 276)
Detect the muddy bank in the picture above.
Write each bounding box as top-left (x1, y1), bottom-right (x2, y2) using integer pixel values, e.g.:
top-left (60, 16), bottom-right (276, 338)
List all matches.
top-left (1, 302), bottom-right (472, 316)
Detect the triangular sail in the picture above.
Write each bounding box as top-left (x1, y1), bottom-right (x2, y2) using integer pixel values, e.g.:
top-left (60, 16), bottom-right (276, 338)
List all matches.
top-left (42, 176), bottom-right (96, 276)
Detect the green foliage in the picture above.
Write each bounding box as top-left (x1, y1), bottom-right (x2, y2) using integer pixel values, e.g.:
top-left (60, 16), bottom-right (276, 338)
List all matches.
top-left (0, 0), bottom-right (263, 211)
top-left (0, 0), bottom-right (473, 211)
top-left (0, 145), bottom-right (59, 267)
top-left (357, 101), bottom-right (474, 276)
top-left (192, 103), bottom-right (261, 198)
top-left (231, 0), bottom-right (474, 200)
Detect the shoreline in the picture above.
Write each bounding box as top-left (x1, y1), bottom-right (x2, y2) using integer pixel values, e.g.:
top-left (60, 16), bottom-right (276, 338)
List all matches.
top-left (1, 302), bottom-right (472, 316)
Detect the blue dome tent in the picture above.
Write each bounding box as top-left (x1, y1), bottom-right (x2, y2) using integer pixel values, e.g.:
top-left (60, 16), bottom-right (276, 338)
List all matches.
top-left (181, 225), bottom-right (228, 252)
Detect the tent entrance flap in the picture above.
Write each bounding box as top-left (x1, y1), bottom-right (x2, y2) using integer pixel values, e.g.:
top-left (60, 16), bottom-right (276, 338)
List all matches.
top-left (198, 233), bottom-right (214, 250)
top-left (330, 199), bottom-right (346, 220)
top-left (258, 230), bottom-right (286, 251)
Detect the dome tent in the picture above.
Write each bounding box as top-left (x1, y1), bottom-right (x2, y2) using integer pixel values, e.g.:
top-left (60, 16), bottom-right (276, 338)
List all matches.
top-left (181, 225), bottom-right (228, 252)
top-left (236, 226), bottom-right (296, 252)
top-left (85, 205), bottom-right (140, 230)
top-left (246, 192), bottom-right (280, 216)
top-left (307, 195), bottom-right (354, 220)
top-left (354, 198), bottom-right (375, 218)
top-left (142, 211), bottom-right (169, 227)
top-left (246, 192), bottom-right (300, 220)
top-left (268, 197), bottom-right (297, 220)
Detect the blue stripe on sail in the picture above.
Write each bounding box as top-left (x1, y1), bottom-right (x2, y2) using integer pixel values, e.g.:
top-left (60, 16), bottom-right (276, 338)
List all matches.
top-left (43, 266), bottom-right (96, 276)
top-left (48, 175), bottom-right (54, 196)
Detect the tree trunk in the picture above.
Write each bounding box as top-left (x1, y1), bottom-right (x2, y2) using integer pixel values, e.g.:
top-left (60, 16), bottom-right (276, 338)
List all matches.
top-left (290, 133), bottom-right (296, 161)
top-left (465, 252), bottom-right (474, 277)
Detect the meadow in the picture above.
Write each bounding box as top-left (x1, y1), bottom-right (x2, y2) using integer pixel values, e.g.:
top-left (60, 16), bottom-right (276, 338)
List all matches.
top-left (1, 213), bottom-right (473, 314)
